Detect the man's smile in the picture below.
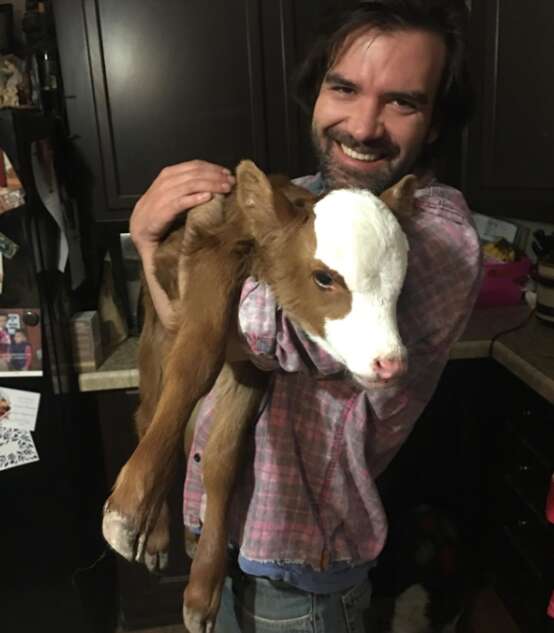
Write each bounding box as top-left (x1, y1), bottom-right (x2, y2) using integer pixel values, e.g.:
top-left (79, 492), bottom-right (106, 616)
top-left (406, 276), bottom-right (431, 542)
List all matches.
top-left (330, 138), bottom-right (392, 173)
top-left (339, 143), bottom-right (386, 162)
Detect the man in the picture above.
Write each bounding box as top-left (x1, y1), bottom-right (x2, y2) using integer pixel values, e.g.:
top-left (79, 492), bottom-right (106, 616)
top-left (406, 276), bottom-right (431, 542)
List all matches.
top-left (9, 330), bottom-right (32, 371)
top-left (130, 1), bottom-right (482, 631)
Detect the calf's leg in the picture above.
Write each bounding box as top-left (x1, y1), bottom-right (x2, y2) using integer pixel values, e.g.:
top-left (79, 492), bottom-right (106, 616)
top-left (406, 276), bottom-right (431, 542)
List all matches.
top-left (103, 245), bottom-right (243, 565)
top-left (183, 361), bottom-right (267, 633)
top-left (103, 295), bottom-right (173, 570)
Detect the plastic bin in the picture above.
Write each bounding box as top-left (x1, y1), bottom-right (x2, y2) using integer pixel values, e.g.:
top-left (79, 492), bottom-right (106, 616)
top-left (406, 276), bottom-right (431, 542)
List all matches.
top-left (476, 257), bottom-right (531, 307)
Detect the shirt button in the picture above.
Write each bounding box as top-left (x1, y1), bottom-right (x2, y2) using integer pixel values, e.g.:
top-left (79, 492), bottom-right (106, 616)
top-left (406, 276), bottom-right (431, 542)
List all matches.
top-left (193, 452), bottom-right (201, 463)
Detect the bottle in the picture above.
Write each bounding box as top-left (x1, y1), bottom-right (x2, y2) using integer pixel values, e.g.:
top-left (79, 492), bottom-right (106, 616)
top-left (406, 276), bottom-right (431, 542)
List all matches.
top-left (23, 1), bottom-right (62, 115)
top-left (37, 45), bottom-right (60, 112)
top-left (536, 260), bottom-right (554, 326)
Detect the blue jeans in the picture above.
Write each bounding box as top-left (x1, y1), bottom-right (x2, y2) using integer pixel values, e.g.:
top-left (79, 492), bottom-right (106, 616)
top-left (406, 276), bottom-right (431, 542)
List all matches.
top-left (214, 564), bottom-right (372, 633)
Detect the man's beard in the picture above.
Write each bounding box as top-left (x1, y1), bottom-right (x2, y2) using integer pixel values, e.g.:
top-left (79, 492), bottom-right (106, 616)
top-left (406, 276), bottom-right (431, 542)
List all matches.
top-left (312, 126), bottom-right (408, 194)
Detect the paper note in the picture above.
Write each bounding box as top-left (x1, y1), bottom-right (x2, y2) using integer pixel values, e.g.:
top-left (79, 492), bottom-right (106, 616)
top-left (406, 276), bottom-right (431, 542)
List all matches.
top-left (0, 426), bottom-right (39, 471)
top-left (473, 213), bottom-right (518, 244)
top-left (0, 387), bottom-right (40, 431)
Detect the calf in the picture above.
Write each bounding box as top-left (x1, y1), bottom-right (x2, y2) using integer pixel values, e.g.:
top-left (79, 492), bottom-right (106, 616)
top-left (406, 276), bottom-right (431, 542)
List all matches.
top-left (102, 160), bottom-right (416, 633)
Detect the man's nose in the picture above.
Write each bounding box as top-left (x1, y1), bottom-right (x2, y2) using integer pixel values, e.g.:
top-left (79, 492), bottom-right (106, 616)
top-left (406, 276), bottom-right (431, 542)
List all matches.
top-left (347, 99), bottom-right (385, 142)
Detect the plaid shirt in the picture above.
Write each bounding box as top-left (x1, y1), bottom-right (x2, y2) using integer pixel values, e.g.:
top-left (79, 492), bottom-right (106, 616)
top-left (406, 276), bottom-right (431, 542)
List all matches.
top-left (183, 174), bottom-right (482, 589)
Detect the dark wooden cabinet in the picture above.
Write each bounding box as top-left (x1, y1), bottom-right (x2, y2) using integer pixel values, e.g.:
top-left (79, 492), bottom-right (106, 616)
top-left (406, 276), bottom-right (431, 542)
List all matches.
top-left (53, 0), bottom-right (357, 223)
top-left (483, 364), bottom-right (554, 633)
top-left (380, 359), bottom-right (554, 633)
top-left (463, 0), bottom-right (554, 221)
top-left (82, 0), bottom-right (269, 212)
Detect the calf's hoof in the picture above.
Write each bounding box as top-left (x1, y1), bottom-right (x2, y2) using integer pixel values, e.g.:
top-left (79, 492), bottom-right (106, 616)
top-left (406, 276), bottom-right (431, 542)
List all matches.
top-left (102, 500), bottom-right (169, 572)
top-left (183, 606), bottom-right (215, 633)
top-left (183, 576), bottom-right (224, 633)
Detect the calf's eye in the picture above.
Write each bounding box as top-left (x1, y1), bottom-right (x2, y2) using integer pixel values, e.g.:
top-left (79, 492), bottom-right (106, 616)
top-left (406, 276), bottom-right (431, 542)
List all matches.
top-left (313, 270), bottom-right (334, 289)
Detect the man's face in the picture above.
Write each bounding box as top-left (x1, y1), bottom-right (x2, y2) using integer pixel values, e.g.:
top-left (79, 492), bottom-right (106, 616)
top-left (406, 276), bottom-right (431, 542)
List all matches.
top-left (312, 28), bottom-right (446, 193)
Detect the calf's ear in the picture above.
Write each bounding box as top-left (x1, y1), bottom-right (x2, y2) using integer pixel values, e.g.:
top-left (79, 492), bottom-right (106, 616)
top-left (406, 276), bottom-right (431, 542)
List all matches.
top-left (236, 160), bottom-right (273, 211)
top-left (236, 160), bottom-right (296, 237)
top-left (380, 174), bottom-right (419, 218)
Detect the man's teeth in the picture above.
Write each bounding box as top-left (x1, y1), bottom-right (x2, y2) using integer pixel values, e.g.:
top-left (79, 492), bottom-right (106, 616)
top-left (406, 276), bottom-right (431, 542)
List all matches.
top-left (340, 143), bottom-right (381, 161)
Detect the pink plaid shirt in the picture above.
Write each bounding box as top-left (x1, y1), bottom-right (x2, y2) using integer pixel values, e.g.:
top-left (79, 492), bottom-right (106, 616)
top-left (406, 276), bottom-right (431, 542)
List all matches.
top-left (183, 175), bottom-right (482, 587)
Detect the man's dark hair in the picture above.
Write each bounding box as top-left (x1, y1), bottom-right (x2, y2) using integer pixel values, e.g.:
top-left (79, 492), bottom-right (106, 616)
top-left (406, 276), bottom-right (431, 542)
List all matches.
top-left (293, 0), bottom-right (473, 157)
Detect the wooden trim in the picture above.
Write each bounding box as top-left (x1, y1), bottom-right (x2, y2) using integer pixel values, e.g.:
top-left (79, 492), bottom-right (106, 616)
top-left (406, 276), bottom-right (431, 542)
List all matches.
top-left (480, 0), bottom-right (500, 187)
top-left (243, 0), bottom-right (268, 167)
top-left (278, 0), bottom-right (300, 176)
top-left (82, 0), bottom-right (128, 210)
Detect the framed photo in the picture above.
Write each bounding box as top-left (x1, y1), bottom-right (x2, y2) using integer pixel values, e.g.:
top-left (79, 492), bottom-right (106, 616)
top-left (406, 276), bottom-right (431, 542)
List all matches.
top-left (0, 308), bottom-right (42, 376)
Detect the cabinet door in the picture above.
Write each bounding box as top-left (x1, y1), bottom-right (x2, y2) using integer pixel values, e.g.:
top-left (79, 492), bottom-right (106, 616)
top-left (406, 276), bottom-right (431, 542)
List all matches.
top-left (484, 364), bottom-right (554, 633)
top-left (464, 0), bottom-right (554, 221)
top-left (79, 0), bottom-right (268, 216)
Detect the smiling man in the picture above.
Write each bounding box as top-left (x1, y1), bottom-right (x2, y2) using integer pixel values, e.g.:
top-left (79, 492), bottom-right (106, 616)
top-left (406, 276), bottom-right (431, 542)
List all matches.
top-left (312, 28), bottom-right (446, 193)
top-left (129, 2), bottom-right (482, 632)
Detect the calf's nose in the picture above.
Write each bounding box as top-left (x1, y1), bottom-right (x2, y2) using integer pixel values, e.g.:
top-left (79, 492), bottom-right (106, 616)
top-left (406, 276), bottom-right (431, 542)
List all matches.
top-left (373, 355), bottom-right (407, 380)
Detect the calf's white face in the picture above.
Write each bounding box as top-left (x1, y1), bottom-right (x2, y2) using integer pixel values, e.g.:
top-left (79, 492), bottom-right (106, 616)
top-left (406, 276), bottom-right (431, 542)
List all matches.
top-left (309, 189), bottom-right (409, 383)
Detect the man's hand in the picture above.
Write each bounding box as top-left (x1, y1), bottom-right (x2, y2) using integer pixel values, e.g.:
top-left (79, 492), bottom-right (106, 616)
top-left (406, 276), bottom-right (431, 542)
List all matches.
top-left (129, 160), bottom-right (235, 258)
top-left (130, 160), bottom-right (234, 329)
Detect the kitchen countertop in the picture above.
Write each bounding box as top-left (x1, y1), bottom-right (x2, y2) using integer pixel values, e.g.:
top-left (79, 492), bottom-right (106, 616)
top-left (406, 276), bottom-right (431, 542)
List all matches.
top-left (78, 305), bottom-right (554, 403)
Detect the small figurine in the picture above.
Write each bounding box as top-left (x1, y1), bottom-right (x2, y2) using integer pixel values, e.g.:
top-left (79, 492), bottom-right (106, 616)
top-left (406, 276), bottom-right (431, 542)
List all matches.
top-left (0, 55), bottom-right (27, 108)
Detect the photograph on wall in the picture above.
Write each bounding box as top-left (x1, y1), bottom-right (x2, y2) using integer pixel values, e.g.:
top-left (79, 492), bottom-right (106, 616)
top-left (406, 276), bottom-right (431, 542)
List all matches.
top-left (0, 308), bottom-right (42, 376)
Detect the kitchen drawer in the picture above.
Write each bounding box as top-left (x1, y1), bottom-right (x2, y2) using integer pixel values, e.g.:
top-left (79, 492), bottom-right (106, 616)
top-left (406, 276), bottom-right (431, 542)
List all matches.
top-left (503, 429), bottom-right (552, 517)
top-left (514, 416), bottom-right (554, 469)
top-left (497, 477), bottom-right (554, 574)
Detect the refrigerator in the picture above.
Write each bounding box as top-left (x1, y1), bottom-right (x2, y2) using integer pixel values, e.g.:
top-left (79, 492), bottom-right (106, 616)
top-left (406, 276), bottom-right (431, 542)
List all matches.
top-left (0, 109), bottom-right (115, 633)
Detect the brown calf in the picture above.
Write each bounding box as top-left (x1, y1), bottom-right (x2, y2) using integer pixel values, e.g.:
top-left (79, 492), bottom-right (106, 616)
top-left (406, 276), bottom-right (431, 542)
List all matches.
top-left (102, 160), bottom-right (417, 633)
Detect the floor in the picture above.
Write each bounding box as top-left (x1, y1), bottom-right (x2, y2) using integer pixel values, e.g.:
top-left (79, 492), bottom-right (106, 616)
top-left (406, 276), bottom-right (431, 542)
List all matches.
top-left (464, 589), bottom-right (521, 633)
top-left (122, 588), bottom-right (521, 633)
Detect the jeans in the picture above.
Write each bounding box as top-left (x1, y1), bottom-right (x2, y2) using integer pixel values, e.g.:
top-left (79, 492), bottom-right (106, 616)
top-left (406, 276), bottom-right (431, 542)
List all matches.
top-left (214, 563), bottom-right (372, 633)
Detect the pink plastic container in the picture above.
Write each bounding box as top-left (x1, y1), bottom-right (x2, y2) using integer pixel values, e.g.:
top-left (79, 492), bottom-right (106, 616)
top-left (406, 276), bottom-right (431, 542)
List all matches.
top-left (476, 257), bottom-right (532, 307)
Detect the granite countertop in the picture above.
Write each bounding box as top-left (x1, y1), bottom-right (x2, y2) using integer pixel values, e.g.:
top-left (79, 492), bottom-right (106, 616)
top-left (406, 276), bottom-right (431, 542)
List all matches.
top-left (78, 305), bottom-right (554, 403)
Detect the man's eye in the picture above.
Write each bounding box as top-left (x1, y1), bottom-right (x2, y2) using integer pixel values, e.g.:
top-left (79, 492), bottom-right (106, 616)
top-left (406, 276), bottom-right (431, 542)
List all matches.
top-left (313, 270), bottom-right (334, 289)
top-left (331, 85), bottom-right (354, 95)
top-left (391, 99), bottom-right (417, 112)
